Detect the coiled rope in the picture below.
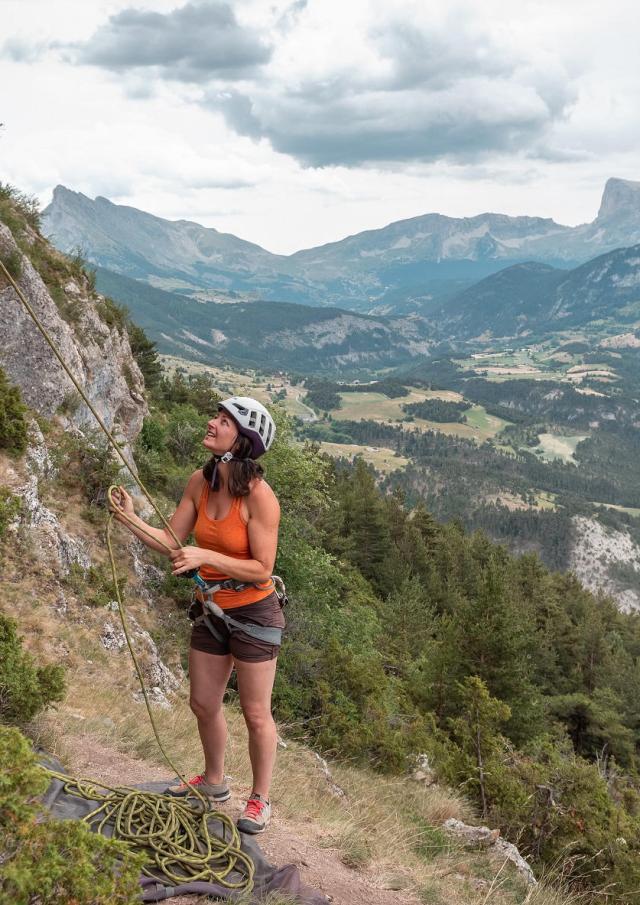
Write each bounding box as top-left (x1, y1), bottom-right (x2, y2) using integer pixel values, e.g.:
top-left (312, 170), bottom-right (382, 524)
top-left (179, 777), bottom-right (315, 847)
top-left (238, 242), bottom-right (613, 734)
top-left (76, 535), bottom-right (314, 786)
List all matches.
top-left (0, 257), bottom-right (255, 892)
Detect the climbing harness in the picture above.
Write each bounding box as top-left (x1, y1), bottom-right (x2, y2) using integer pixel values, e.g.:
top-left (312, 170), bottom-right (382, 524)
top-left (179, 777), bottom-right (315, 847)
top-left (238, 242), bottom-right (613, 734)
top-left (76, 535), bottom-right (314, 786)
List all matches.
top-left (0, 258), bottom-right (258, 893)
top-left (188, 575), bottom-right (287, 646)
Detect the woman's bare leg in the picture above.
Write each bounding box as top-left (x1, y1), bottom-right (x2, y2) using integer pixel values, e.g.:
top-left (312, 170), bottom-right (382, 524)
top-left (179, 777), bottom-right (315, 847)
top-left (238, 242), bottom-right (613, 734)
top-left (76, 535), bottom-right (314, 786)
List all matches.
top-left (188, 648), bottom-right (234, 783)
top-left (234, 657), bottom-right (278, 799)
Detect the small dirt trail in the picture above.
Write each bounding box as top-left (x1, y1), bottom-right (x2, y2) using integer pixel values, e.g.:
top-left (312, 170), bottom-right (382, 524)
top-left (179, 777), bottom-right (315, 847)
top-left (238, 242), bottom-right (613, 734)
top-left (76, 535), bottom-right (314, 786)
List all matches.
top-left (63, 736), bottom-right (419, 905)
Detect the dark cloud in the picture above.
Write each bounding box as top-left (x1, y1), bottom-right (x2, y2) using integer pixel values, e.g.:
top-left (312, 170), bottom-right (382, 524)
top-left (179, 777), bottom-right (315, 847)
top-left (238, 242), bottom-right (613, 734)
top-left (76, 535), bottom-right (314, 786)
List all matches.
top-left (206, 18), bottom-right (575, 168)
top-left (76, 1), bottom-right (271, 80)
top-left (210, 77), bottom-right (573, 168)
top-left (372, 21), bottom-right (512, 92)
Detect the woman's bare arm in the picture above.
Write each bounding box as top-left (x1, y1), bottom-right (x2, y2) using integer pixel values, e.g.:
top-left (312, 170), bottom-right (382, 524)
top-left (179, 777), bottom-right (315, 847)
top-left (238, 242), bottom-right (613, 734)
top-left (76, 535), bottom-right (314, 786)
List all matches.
top-left (110, 470), bottom-right (204, 555)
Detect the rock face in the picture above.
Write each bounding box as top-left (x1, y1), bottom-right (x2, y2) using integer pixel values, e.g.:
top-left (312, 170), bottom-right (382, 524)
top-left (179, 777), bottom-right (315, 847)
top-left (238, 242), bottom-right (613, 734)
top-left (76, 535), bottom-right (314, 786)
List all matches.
top-left (2, 420), bottom-right (91, 575)
top-left (0, 222), bottom-right (147, 448)
top-left (569, 516), bottom-right (640, 614)
top-left (443, 818), bottom-right (537, 886)
top-left (101, 607), bottom-right (180, 707)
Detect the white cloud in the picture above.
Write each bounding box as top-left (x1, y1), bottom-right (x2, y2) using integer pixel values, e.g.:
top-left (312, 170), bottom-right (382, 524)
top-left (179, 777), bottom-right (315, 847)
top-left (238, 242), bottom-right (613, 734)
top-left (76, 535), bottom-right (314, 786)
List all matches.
top-left (0, 0), bottom-right (638, 252)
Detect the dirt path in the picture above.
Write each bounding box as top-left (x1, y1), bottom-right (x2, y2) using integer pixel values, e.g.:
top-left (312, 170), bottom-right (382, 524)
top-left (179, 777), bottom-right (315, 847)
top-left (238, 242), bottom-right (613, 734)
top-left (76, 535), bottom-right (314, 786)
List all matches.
top-left (63, 736), bottom-right (420, 905)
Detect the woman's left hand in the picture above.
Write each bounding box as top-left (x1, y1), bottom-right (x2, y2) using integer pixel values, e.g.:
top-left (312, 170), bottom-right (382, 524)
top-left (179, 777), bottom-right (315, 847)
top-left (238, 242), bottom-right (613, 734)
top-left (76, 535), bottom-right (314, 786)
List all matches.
top-left (169, 546), bottom-right (211, 575)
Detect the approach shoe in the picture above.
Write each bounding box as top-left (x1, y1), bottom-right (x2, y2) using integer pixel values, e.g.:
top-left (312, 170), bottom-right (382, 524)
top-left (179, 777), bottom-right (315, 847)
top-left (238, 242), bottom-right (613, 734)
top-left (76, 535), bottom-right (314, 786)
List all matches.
top-left (237, 793), bottom-right (271, 834)
top-left (165, 773), bottom-right (231, 803)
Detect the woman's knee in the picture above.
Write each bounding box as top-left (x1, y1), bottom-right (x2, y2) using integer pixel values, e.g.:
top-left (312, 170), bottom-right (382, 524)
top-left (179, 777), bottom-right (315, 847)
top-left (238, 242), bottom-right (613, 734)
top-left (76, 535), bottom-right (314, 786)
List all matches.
top-left (190, 695), bottom-right (223, 721)
top-left (242, 704), bottom-right (274, 733)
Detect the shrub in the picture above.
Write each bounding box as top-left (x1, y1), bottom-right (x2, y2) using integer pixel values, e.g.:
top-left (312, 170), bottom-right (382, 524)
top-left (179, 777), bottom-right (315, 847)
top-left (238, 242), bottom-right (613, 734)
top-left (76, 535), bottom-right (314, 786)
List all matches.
top-left (0, 367), bottom-right (28, 454)
top-left (0, 488), bottom-right (20, 540)
top-left (0, 726), bottom-right (143, 905)
top-left (0, 615), bottom-right (66, 724)
top-left (96, 296), bottom-right (129, 332)
top-left (0, 183), bottom-right (41, 232)
top-left (0, 248), bottom-right (23, 280)
top-left (56, 430), bottom-right (123, 506)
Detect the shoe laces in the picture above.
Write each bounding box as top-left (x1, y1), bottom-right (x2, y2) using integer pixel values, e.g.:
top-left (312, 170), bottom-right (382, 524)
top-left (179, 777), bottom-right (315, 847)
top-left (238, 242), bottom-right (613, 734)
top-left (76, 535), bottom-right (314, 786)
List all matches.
top-left (243, 797), bottom-right (266, 819)
top-left (179, 774), bottom-right (204, 788)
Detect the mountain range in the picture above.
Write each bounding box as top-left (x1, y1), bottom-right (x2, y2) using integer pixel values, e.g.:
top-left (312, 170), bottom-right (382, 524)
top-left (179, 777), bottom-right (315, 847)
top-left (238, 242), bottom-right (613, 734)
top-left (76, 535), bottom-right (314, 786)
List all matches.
top-left (94, 266), bottom-right (432, 374)
top-left (434, 244), bottom-right (640, 340)
top-left (43, 178), bottom-right (640, 314)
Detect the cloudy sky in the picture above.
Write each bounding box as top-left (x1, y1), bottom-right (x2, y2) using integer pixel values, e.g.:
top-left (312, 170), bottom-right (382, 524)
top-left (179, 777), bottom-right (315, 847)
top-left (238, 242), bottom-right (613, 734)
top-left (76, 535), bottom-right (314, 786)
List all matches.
top-left (1, 0), bottom-right (639, 253)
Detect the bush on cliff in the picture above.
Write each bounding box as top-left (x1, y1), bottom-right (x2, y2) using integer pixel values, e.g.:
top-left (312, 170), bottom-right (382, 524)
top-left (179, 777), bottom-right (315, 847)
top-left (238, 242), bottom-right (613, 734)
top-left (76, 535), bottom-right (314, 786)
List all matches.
top-left (0, 726), bottom-right (142, 905)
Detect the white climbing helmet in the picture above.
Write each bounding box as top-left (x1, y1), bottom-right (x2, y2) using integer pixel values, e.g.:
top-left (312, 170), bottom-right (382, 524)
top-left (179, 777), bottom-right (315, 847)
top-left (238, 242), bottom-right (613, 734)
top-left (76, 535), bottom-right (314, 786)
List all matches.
top-left (218, 396), bottom-right (276, 458)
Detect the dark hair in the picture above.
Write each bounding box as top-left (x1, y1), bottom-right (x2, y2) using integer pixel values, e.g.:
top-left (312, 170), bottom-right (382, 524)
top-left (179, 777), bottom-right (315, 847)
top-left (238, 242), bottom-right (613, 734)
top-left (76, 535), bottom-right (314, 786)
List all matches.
top-left (202, 433), bottom-right (264, 496)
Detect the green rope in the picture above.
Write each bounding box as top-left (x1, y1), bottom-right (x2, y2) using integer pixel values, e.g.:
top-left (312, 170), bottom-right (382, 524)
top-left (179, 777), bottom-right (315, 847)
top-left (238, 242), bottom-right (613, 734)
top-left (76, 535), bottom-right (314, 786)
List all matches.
top-left (43, 768), bottom-right (255, 887)
top-left (0, 257), bottom-right (255, 894)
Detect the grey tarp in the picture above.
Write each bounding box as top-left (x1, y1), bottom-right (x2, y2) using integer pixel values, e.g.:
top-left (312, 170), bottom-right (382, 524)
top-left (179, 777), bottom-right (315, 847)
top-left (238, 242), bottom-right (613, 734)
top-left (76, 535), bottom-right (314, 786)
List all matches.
top-left (40, 758), bottom-right (329, 904)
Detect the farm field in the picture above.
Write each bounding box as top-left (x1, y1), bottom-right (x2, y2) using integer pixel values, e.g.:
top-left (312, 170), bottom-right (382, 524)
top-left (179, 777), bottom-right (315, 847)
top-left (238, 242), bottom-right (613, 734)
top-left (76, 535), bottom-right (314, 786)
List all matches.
top-left (592, 502), bottom-right (640, 518)
top-left (534, 432), bottom-right (589, 463)
top-left (332, 388), bottom-right (464, 422)
top-left (406, 405), bottom-right (511, 442)
top-left (459, 344), bottom-right (621, 387)
top-left (330, 390), bottom-right (509, 443)
top-left (313, 442), bottom-right (409, 474)
top-left (159, 355), bottom-right (310, 419)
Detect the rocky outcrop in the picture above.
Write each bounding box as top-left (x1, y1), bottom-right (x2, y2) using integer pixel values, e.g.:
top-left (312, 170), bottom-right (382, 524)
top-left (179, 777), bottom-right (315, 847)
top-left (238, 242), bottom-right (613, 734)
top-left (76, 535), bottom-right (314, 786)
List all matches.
top-left (569, 515), bottom-right (640, 613)
top-left (444, 818), bottom-right (537, 886)
top-left (0, 222), bottom-right (146, 453)
top-left (101, 606), bottom-right (180, 707)
top-left (3, 420), bottom-right (91, 575)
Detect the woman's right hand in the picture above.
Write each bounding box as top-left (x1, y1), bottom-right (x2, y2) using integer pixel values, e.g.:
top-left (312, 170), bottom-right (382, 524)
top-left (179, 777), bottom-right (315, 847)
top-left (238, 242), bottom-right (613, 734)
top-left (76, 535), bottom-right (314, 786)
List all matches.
top-left (109, 485), bottom-right (136, 521)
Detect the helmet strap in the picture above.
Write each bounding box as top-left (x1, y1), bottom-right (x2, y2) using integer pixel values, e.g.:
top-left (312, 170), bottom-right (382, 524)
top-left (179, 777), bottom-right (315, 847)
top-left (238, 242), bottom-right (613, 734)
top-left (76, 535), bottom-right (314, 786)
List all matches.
top-left (210, 436), bottom-right (239, 490)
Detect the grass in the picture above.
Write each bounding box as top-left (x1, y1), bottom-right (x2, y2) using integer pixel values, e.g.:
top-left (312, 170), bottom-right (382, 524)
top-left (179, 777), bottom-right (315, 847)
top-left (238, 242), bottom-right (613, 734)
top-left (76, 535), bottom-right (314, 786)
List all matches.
top-left (159, 354), bottom-right (312, 421)
top-left (592, 502), bottom-right (640, 518)
top-left (464, 406), bottom-right (512, 439)
top-left (536, 492), bottom-right (558, 511)
top-left (312, 441), bottom-right (409, 474)
top-left (328, 390), bottom-right (509, 444)
top-left (533, 433), bottom-right (589, 463)
top-left (333, 389), bottom-right (464, 423)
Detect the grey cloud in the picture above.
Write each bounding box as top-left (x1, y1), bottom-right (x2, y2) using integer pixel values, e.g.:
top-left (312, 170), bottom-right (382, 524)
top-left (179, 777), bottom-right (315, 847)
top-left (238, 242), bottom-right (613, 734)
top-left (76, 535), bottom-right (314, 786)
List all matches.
top-left (210, 75), bottom-right (573, 168)
top-left (75, 1), bottom-right (271, 80)
top-left (206, 17), bottom-right (576, 168)
top-left (187, 175), bottom-right (257, 190)
top-left (275, 0), bottom-right (309, 34)
top-left (371, 21), bottom-right (513, 92)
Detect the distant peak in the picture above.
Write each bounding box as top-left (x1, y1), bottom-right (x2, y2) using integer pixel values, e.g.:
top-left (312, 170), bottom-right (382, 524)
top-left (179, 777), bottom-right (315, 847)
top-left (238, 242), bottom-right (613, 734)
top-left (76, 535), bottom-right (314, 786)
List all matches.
top-left (597, 177), bottom-right (640, 221)
top-left (51, 184), bottom-right (92, 204)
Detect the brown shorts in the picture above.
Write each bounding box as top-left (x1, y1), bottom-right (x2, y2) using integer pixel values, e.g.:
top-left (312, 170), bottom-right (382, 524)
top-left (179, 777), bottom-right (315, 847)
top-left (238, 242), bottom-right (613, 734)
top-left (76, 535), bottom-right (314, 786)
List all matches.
top-left (190, 592), bottom-right (285, 663)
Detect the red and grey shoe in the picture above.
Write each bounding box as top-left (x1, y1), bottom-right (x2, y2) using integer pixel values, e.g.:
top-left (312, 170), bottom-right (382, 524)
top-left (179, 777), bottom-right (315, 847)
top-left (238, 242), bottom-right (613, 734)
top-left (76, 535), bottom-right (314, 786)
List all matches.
top-left (165, 773), bottom-right (230, 803)
top-left (237, 793), bottom-right (271, 833)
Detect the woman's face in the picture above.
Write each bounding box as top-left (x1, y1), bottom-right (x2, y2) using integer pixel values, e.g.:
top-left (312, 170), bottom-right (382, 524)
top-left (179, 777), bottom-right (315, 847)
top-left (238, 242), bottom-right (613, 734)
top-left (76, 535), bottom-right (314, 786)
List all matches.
top-left (203, 408), bottom-right (239, 455)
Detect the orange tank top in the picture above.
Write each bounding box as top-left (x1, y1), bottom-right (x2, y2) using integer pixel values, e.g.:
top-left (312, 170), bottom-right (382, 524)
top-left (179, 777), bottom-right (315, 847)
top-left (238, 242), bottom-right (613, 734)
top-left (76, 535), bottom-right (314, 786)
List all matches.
top-left (193, 480), bottom-right (274, 609)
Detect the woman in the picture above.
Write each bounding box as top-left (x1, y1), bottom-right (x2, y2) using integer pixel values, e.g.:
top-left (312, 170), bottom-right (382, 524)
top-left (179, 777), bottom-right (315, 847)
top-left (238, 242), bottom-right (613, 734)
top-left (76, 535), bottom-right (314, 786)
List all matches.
top-left (109, 396), bottom-right (283, 834)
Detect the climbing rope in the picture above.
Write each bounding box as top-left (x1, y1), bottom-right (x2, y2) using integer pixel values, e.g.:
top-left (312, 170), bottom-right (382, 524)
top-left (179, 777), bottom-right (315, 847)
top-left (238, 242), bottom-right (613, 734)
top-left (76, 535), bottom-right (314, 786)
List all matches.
top-left (43, 767), bottom-right (255, 888)
top-left (0, 258), bottom-right (255, 893)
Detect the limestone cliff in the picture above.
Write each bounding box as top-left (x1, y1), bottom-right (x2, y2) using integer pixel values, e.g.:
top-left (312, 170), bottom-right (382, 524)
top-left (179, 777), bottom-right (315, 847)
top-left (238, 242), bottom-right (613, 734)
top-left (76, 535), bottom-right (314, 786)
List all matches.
top-left (0, 220), bottom-right (146, 451)
top-left (0, 193), bottom-right (178, 702)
